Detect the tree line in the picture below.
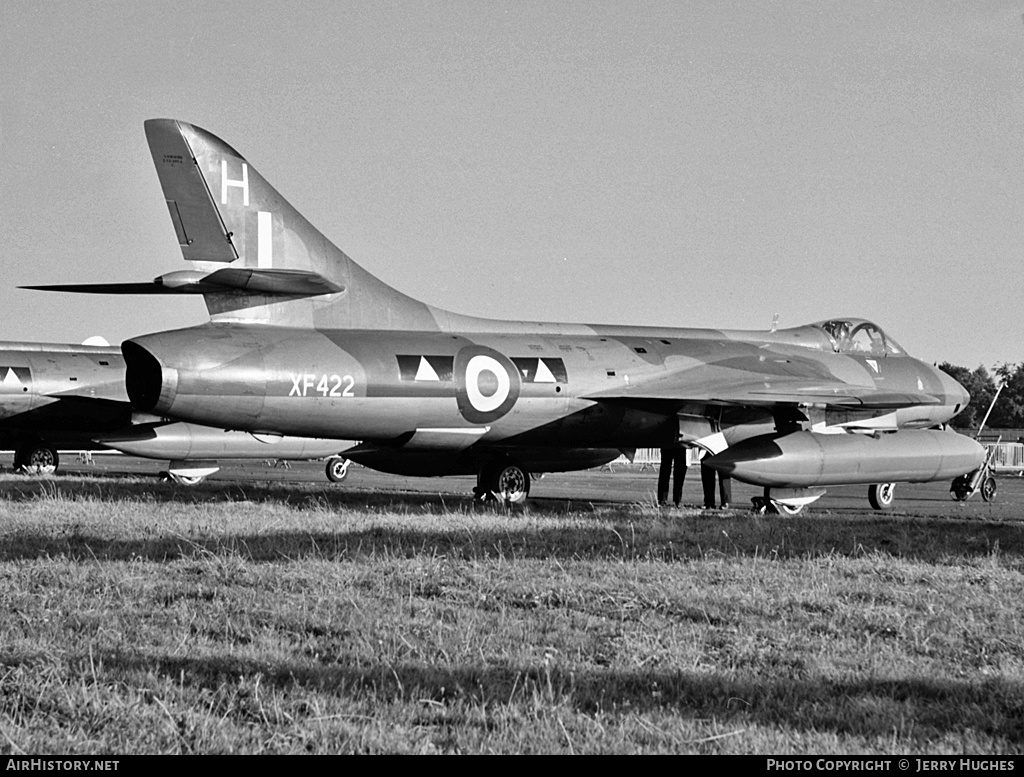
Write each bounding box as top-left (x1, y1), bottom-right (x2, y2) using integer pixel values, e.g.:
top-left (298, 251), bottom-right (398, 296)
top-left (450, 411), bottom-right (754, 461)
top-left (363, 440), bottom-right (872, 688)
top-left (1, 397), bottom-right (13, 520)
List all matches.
top-left (939, 362), bottom-right (1024, 432)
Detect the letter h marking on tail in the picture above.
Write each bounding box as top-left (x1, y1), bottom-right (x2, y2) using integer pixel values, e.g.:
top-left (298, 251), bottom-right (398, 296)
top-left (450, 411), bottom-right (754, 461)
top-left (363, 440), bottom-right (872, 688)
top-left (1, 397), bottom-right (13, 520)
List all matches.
top-left (221, 160), bottom-right (249, 206)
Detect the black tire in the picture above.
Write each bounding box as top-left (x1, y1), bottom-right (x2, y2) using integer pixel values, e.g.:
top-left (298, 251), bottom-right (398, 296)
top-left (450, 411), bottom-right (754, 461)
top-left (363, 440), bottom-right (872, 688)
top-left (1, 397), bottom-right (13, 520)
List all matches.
top-left (325, 457), bottom-right (350, 483)
top-left (981, 475), bottom-right (997, 503)
top-left (495, 464), bottom-right (530, 504)
top-left (478, 462), bottom-right (530, 504)
top-left (16, 443), bottom-right (58, 475)
top-left (868, 482), bottom-right (895, 510)
top-left (950, 474), bottom-right (972, 502)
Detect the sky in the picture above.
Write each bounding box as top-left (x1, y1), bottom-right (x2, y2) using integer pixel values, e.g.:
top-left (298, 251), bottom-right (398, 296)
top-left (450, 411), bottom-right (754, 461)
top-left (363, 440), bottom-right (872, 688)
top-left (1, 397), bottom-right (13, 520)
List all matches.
top-left (1, 1), bottom-right (1022, 369)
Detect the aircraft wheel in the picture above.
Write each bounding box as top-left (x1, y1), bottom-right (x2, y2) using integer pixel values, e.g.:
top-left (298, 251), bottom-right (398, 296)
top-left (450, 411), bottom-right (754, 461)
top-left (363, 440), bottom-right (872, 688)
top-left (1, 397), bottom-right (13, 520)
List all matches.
top-left (981, 475), bottom-right (997, 503)
top-left (479, 463), bottom-right (530, 504)
top-left (325, 456), bottom-right (351, 483)
top-left (750, 496), bottom-right (779, 515)
top-left (868, 482), bottom-right (895, 510)
top-left (950, 474), bottom-right (972, 502)
top-left (169, 472), bottom-right (205, 486)
top-left (16, 442), bottom-right (58, 475)
top-left (495, 463), bottom-right (530, 504)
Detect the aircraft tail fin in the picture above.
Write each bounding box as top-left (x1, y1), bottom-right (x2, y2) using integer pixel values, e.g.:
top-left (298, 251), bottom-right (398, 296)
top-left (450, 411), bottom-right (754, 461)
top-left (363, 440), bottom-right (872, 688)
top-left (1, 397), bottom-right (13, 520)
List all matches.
top-left (141, 119), bottom-right (438, 329)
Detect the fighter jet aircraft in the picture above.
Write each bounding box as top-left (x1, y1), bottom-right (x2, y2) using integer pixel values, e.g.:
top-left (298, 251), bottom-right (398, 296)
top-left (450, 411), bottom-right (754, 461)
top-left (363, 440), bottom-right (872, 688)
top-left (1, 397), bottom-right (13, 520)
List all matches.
top-left (0, 339), bottom-right (129, 473)
top-left (0, 338), bottom-right (354, 483)
top-left (25, 119), bottom-right (984, 510)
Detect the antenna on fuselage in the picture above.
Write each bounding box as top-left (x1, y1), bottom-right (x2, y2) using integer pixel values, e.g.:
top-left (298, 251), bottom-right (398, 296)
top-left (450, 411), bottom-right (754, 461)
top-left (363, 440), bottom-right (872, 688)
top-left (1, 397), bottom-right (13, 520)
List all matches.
top-left (770, 313), bottom-right (779, 333)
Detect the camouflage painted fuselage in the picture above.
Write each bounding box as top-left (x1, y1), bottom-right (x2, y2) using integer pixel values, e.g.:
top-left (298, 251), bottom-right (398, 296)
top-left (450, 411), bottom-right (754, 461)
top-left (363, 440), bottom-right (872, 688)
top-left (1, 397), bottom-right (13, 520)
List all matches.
top-left (124, 316), bottom-right (970, 477)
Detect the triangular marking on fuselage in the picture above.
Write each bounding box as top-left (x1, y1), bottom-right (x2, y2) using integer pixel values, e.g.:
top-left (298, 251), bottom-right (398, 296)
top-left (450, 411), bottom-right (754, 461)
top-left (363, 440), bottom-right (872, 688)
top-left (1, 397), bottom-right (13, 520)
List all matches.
top-left (2, 368), bottom-right (22, 388)
top-left (415, 357), bottom-right (440, 381)
top-left (866, 359), bottom-right (879, 373)
top-left (535, 359), bottom-right (557, 383)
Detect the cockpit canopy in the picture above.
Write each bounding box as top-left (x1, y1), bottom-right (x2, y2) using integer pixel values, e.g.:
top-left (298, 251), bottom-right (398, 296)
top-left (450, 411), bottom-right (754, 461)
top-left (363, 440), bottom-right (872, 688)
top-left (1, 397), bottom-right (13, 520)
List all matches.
top-left (813, 319), bottom-right (905, 356)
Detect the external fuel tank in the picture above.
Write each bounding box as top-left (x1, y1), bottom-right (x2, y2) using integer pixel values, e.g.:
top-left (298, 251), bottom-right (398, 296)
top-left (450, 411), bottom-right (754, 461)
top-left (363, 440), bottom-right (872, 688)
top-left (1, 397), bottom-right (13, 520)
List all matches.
top-left (705, 429), bottom-right (985, 488)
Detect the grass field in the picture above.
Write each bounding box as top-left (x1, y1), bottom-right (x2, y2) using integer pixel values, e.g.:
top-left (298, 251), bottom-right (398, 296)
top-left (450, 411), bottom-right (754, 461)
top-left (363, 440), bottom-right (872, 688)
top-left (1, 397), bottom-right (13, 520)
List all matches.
top-left (0, 473), bottom-right (1022, 754)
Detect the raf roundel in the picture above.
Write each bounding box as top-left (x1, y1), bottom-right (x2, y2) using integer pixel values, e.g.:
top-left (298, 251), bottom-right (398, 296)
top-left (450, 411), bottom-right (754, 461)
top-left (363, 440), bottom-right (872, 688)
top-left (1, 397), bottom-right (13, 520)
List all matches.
top-left (454, 346), bottom-right (521, 424)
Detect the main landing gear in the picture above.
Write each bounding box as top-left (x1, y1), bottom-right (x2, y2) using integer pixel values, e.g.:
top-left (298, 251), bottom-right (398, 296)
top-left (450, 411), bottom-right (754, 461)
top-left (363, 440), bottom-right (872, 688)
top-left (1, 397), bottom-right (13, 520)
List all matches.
top-left (474, 462), bottom-right (530, 505)
top-left (13, 441), bottom-right (59, 475)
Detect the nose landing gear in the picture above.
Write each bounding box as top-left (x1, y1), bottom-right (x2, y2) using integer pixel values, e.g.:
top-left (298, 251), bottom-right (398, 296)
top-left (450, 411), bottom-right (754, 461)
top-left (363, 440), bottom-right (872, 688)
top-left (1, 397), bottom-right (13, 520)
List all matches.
top-left (951, 467), bottom-right (997, 503)
top-left (951, 435), bottom-right (999, 504)
top-left (325, 456), bottom-right (351, 483)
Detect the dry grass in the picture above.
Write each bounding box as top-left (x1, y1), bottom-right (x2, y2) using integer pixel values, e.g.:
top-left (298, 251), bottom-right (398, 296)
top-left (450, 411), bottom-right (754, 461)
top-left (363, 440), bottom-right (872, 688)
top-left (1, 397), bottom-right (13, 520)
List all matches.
top-left (0, 475), bottom-right (1022, 753)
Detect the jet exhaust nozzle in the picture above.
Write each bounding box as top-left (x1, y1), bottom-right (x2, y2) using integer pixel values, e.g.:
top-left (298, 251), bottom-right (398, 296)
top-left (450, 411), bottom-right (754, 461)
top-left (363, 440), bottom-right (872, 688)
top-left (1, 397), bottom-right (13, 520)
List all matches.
top-left (122, 329), bottom-right (269, 428)
top-left (123, 341), bottom-right (177, 414)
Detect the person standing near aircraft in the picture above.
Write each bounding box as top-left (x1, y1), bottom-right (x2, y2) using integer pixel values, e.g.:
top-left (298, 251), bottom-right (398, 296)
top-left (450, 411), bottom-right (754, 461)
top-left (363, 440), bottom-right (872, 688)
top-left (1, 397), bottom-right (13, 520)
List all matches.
top-left (701, 454), bottom-right (732, 509)
top-left (658, 447), bottom-right (687, 507)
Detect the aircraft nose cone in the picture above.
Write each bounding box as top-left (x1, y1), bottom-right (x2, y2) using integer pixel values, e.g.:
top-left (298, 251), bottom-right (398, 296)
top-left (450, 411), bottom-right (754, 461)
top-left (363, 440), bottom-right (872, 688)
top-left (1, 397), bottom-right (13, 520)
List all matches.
top-left (940, 370), bottom-right (971, 410)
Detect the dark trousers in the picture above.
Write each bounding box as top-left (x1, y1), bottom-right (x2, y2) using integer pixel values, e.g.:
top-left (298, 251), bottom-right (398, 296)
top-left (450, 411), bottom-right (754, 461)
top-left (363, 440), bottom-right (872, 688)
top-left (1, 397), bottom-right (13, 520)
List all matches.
top-left (658, 448), bottom-right (687, 505)
top-left (701, 461), bottom-right (732, 507)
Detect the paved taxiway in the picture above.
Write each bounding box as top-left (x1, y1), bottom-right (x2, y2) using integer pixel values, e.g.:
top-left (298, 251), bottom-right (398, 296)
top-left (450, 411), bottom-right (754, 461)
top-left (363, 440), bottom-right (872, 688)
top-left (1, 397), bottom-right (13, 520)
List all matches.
top-left (11, 453), bottom-right (1024, 520)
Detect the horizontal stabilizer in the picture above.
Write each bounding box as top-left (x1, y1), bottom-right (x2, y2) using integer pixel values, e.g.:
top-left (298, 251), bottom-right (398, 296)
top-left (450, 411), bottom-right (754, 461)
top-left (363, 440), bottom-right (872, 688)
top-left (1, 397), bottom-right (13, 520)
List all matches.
top-left (22, 268), bottom-right (343, 297)
top-left (21, 282), bottom-right (174, 295)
